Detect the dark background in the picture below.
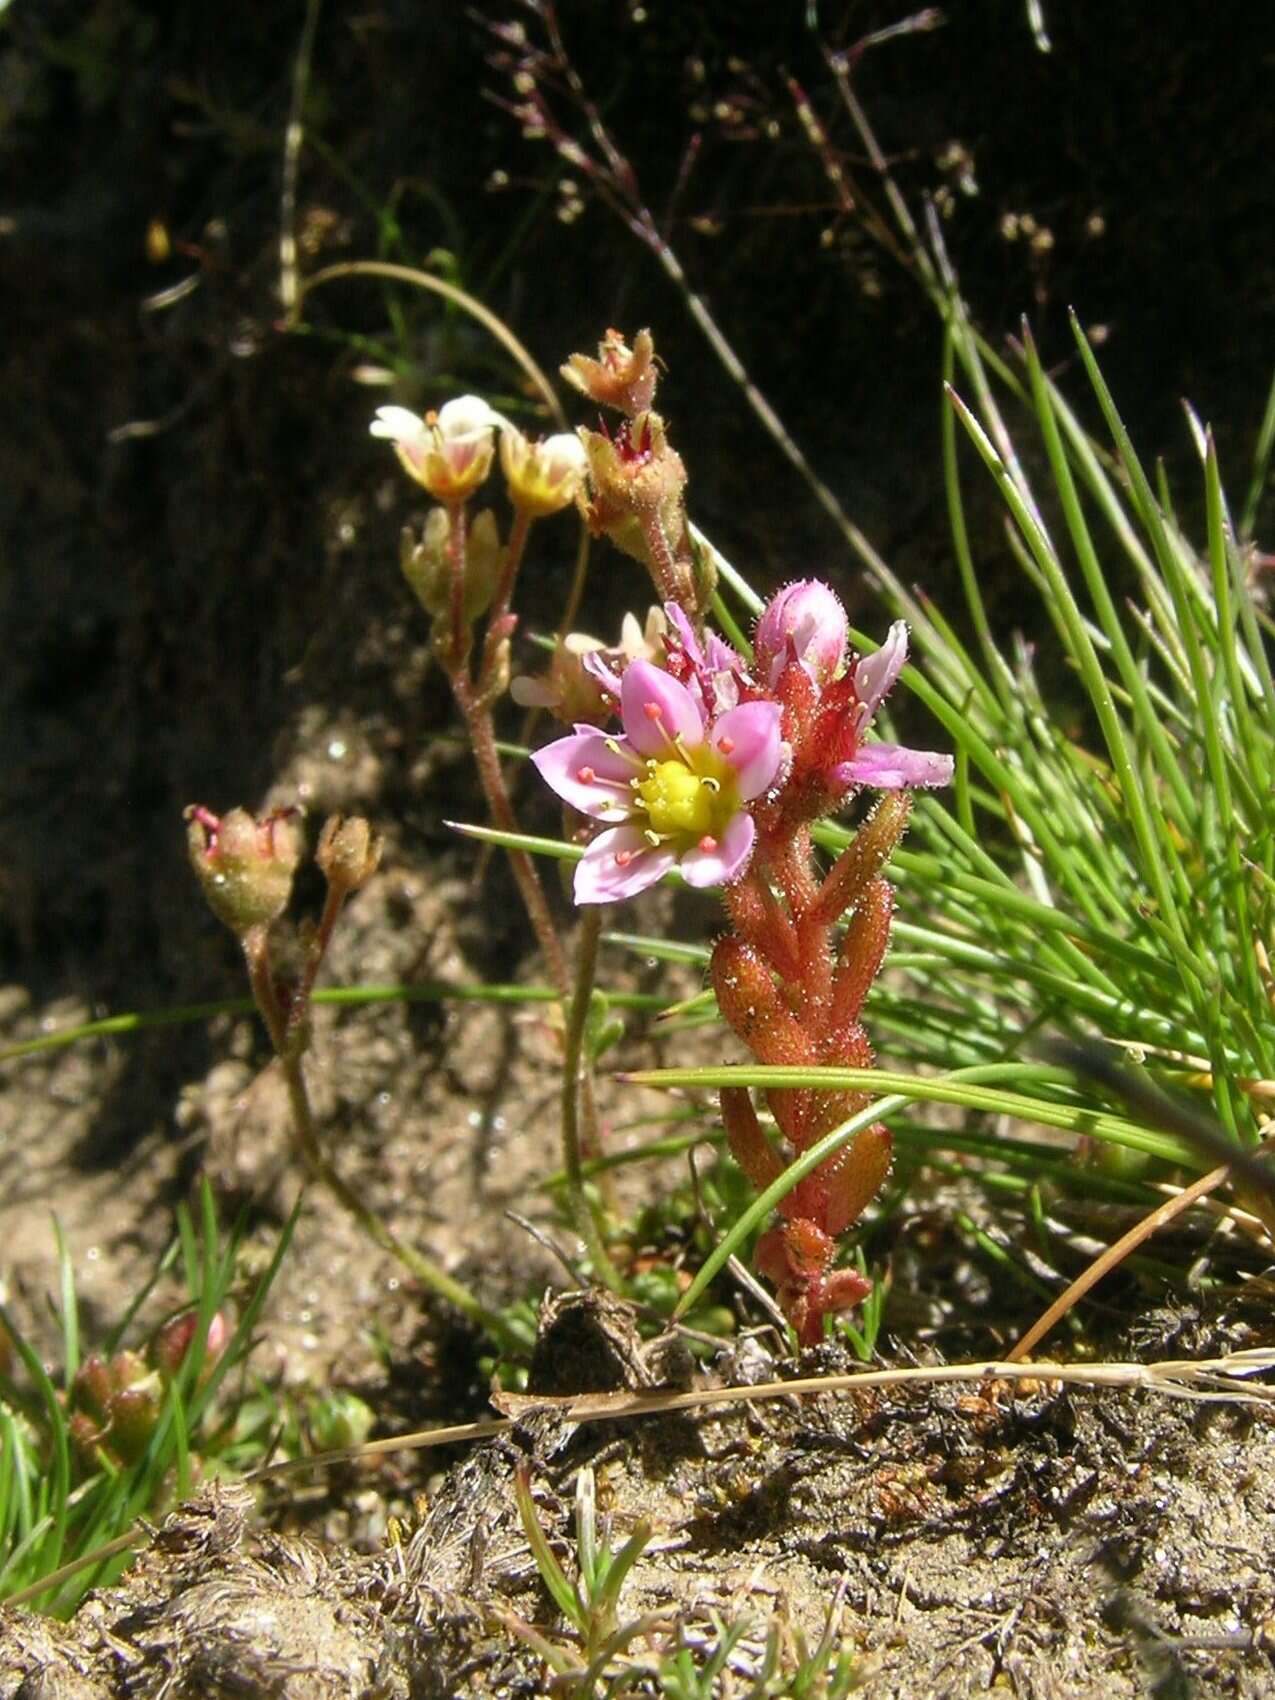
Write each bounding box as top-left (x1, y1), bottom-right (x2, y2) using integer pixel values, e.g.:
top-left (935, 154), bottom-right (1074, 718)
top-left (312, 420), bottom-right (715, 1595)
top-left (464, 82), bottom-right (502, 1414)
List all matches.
top-left (3, 0), bottom-right (1272, 1025)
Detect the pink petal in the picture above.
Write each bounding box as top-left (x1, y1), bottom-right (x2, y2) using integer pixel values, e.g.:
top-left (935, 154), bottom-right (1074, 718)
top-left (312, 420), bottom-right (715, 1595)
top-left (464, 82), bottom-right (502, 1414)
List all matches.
top-left (532, 733), bottom-right (636, 821)
top-left (581, 649), bottom-right (623, 699)
top-left (706, 632), bottom-right (745, 676)
top-left (662, 602), bottom-right (705, 672)
top-left (621, 659), bottom-right (704, 755)
top-left (711, 701), bottom-right (784, 800)
top-left (834, 743), bottom-right (955, 790)
top-left (680, 810), bottom-right (755, 888)
top-left (852, 621), bottom-right (909, 725)
top-left (574, 825), bottom-right (675, 903)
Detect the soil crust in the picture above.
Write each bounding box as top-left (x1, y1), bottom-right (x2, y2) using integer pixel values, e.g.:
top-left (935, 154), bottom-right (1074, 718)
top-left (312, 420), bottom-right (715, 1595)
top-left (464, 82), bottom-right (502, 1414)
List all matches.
top-left (4, 1304), bottom-right (1275, 1698)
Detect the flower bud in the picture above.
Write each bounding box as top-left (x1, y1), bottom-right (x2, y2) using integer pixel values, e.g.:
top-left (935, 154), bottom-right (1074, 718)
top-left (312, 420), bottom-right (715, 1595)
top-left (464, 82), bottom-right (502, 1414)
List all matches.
top-left (307, 1389), bottom-right (374, 1451)
top-left (511, 635), bottom-right (612, 724)
top-left (499, 425), bottom-right (588, 516)
top-left (561, 327), bottom-right (657, 415)
top-left (370, 396), bottom-right (503, 503)
top-left (401, 507), bottom-right (502, 624)
top-left (755, 580), bottom-right (848, 688)
top-left (109, 1381), bottom-right (163, 1461)
top-left (315, 816), bottom-right (383, 897)
top-left (579, 413), bottom-right (687, 568)
top-left (150, 1308), bottom-right (230, 1380)
top-left (72, 1354), bottom-right (115, 1424)
top-left (511, 607), bottom-right (668, 725)
top-left (69, 1409), bottom-right (106, 1467)
top-left (185, 805), bottom-right (304, 936)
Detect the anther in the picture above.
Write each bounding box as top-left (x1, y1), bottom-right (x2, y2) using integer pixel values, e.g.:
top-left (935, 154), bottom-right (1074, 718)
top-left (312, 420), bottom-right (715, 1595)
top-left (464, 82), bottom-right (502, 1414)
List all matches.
top-left (700, 776), bottom-right (721, 793)
top-left (577, 765), bottom-right (596, 784)
top-left (615, 849), bottom-right (635, 867)
top-left (698, 835), bottom-right (719, 854)
top-left (643, 701), bottom-right (663, 720)
top-left (717, 735), bottom-right (735, 755)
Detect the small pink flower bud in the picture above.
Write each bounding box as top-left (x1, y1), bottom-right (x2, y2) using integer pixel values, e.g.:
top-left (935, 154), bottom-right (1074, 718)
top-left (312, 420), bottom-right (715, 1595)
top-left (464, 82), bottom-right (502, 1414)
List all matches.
top-left (315, 815), bottom-right (383, 897)
top-left (150, 1308), bottom-right (230, 1379)
top-left (185, 805), bottom-right (304, 936)
top-left (754, 580), bottom-right (848, 688)
top-left (69, 1409), bottom-right (106, 1467)
top-left (72, 1354), bottom-right (114, 1423)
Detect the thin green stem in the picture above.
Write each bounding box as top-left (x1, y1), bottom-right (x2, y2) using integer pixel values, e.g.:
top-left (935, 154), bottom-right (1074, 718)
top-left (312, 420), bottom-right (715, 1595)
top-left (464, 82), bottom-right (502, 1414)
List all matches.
top-left (450, 675), bottom-right (569, 995)
top-left (241, 928), bottom-right (520, 1349)
top-left (285, 883), bottom-right (346, 1057)
top-left (561, 907), bottom-right (622, 1291)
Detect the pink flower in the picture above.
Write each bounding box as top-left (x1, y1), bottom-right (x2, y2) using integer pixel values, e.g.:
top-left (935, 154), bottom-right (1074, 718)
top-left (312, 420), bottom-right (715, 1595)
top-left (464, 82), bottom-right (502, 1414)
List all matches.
top-left (830, 621), bottom-right (954, 791)
top-left (533, 658), bottom-right (783, 903)
top-left (661, 601), bottom-right (746, 715)
top-left (754, 580), bottom-right (849, 688)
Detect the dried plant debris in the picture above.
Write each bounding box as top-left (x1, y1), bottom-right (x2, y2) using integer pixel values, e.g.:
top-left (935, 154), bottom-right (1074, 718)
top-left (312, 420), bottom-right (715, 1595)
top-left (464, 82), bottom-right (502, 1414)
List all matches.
top-left (4, 1325), bottom-right (1275, 1699)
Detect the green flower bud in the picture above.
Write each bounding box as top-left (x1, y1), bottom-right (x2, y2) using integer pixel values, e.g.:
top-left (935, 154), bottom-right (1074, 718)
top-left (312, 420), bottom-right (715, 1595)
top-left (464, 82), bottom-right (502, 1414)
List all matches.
top-left (315, 816), bottom-right (383, 897)
top-left (185, 805), bottom-right (304, 936)
top-left (400, 507), bottom-right (503, 624)
top-left (109, 1380), bottom-right (163, 1462)
top-left (307, 1390), bottom-right (374, 1452)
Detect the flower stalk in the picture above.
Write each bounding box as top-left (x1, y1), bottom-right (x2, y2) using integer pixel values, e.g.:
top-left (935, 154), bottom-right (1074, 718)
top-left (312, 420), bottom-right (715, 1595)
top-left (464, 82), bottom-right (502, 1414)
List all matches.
top-left (187, 805), bottom-right (521, 1351)
top-left (559, 905), bottom-right (623, 1290)
top-left (523, 354), bottom-right (953, 1340)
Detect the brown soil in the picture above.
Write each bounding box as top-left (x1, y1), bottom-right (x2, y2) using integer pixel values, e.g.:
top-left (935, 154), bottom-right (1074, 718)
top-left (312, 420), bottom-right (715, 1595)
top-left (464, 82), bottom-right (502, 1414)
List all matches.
top-left (4, 1305), bottom-right (1275, 1698)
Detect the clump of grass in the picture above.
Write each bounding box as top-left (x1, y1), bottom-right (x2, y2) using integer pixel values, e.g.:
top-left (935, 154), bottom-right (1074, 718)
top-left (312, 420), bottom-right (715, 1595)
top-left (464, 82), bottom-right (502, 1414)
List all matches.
top-left (619, 317), bottom-right (1274, 1339)
top-left (0, 1184), bottom-right (293, 1615)
top-left (462, 303), bottom-right (1274, 1354)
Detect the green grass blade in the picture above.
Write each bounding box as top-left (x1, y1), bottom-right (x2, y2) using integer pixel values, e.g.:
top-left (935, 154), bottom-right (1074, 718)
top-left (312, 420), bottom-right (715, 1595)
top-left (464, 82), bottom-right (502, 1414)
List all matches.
top-left (52, 1220), bottom-right (80, 1388)
top-left (1240, 363), bottom-right (1275, 539)
top-left (626, 1065), bottom-right (1197, 1166)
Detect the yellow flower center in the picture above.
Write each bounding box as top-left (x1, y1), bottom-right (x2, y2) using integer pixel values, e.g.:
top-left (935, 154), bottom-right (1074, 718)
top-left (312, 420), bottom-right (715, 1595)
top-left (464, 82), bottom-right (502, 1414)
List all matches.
top-left (635, 749), bottom-right (738, 844)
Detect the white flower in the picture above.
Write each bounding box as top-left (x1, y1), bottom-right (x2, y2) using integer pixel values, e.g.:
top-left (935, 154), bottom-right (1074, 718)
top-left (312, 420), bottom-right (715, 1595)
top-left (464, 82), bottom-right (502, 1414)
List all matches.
top-left (499, 426), bottom-right (588, 516)
top-left (370, 395), bottom-right (505, 502)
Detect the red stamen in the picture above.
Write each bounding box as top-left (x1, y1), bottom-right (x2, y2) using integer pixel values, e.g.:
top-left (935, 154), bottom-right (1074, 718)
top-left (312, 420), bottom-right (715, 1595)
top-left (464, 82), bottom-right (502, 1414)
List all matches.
top-left (577, 765), bottom-right (596, 783)
top-left (698, 835), bottom-right (718, 854)
top-left (615, 849), bottom-right (635, 867)
top-left (717, 735), bottom-right (735, 755)
top-left (643, 701), bottom-right (663, 720)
